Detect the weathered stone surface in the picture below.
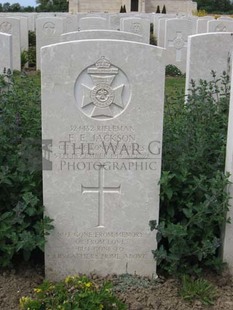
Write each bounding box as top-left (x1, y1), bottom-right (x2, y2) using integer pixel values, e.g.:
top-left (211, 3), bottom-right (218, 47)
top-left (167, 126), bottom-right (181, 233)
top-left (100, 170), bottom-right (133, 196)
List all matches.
top-left (185, 33), bottom-right (233, 94)
top-left (120, 17), bottom-right (150, 43)
top-left (208, 19), bottom-right (233, 32)
top-left (41, 39), bottom-right (165, 280)
top-left (223, 52), bottom-right (233, 275)
top-left (164, 18), bottom-right (193, 72)
top-left (68, 0), bottom-right (196, 15)
top-left (36, 17), bottom-right (65, 70)
top-left (196, 16), bottom-right (214, 34)
top-left (0, 17), bottom-right (21, 70)
top-left (0, 32), bottom-right (12, 74)
top-left (60, 29), bottom-right (144, 42)
top-left (158, 17), bottom-right (169, 47)
top-left (19, 17), bottom-right (28, 52)
top-left (79, 16), bottom-right (108, 30)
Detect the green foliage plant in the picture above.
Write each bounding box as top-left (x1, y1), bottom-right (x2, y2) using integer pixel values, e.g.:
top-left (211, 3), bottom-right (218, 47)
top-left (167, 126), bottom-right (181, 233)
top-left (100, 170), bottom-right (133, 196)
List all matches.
top-left (196, 0), bottom-right (233, 13)
top-left (192, 9), bottom-right (207, 16)
top-left (149, 23), bottom-right (157, 45)
top-left (165, 64), bottom-right (183, 77)
top-left (36, 0), bottom-right (68, 12)
top-left (27, 31), bottom-right (37, 68)
top-left (20, 32), bottom-right (37, 69)
top-left (21, 50), bottom-right (28, 69)
top-left (112, 274), bottom-right (158, 292)
top-left (150, 34), bottom-right (157, 45)
top-left (180, 275), bottom-right (217, 305)
top-left (156, 5), bottom-right (160, 13)
top-left (19, 275), bottom-right (126, 310)
top-left (150, 71), bottom-right (231, 276)
top-left (0, 72), bottom-right (53, 267)
top-left (162, 5), bottom-right (166, 13)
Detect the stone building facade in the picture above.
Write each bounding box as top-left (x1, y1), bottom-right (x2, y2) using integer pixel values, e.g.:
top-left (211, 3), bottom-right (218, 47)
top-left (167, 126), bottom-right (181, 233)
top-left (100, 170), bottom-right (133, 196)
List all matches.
top-left (68, 0), bottom-right (197, 14)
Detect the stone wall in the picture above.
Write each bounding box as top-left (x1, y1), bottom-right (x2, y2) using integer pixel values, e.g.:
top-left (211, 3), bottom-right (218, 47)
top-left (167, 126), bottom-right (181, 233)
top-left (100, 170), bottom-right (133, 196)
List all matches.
top-left (145, 0), bottom-right (197, 14)
top-left (68, 0), bottom-right (196, 14)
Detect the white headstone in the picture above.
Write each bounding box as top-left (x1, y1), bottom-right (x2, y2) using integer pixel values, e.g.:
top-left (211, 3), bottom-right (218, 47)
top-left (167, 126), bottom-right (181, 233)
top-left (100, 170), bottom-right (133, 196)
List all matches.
top-left (158, 17), bottom-right (169, 48)
top-left (208, 20), bottom-right (233, 32)
top-left (27, 13), bottom-right (37, 31)
top-left (61, 30), bottom-right (144, 43)
top-left (64, 14), bottom-right (78, 33)
top-left (164, 18), bottom-right (193, 73)
top-left (109, 14), bottom-right (121, 30)
top-left (154, 14), bottom-right (176, 39)
top-left (155, 14), bottom-right (178, 47)
top-left (196, 16), bottom-right (214, 34)
top-left (0, 17), bottom-right (21, 70)
top-left (41, 39), bottom-right (165, 280)
top-left (185, 33), bottom-right (233, 94)
top-left (108, 13), bottom-right (133, 31)
top-left (79, 16), bottom-right (108, 30)
top-left (36, 17), bottom-right (65, 70)
top-left (0, 32), bottom-right (12, 74)
top-left (181, 15), bottom-right (198, 34)
top-left (120, 17), bottom-right (150, 44)
top-left (218, 16), bottom-right (233, 21)
top-left (20, 17), bottom-right (29, 52)
top-left (223, 53), bottom-right (233, 274)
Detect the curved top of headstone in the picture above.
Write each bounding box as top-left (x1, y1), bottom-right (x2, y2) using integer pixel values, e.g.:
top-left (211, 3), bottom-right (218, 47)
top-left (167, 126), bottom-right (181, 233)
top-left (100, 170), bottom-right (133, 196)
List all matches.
top-left (60, 30), bottom-right (144, 43)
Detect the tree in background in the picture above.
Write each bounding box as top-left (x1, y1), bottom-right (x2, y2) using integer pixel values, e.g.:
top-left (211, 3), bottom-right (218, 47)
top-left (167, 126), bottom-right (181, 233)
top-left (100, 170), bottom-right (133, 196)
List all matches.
top-left (0, 2), bottom-right (35, 12)
top-left (0, 0), bottom-right (68, 12)
top-left (162, 4), bottom-right (166, 13)
top-left (196, 0), bottom-right (233, 12)
top-left (36, 0), bottom-right (68, 12)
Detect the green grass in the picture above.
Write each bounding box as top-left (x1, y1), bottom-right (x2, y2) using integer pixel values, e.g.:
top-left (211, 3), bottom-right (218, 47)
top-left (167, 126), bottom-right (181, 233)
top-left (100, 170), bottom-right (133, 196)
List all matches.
top-left (165, 76), bottom-right (185, 98)
top-left (180, 275), bottom-right (217, 305)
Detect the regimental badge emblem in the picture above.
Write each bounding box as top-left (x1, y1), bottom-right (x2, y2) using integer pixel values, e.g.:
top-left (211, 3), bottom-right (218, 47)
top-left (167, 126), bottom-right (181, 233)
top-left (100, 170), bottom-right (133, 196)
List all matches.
top-left (0, 21), bottom-right (12, 33)
top-left (215, 23), bottom-right (227, 32)
top-left (74, 56), bottom-right (131, 120)
top-left (43, 22), bottom-right (56, 35)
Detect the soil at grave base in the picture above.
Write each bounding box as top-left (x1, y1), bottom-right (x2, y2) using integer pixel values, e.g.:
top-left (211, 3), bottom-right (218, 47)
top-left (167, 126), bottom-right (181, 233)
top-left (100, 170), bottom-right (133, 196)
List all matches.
top-left (1, 264), bottom-right (233, 310)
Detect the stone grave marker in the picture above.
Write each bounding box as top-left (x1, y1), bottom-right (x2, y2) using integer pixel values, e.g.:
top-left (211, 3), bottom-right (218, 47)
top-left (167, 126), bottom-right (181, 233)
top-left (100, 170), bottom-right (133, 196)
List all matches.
top-left (108, 13), bottom-right (133, 31)
top-left (60, 30), bottom-right (144, 43)
top-left (63, 14), bottom-right (78, 33)
top-left (181, 16), bottom-right (198, 34)
top-left (0, 17), bottom-right (21, 70)
top-left (154, 14), bottom-right (176, 39)
top-left (185, 33), bottom-right (233, 94)
top-left (20, 17), bottom-right (29, 52)
top-left (0, 32), bottom-right (12, 74)
top-left (108, 14), bottom-right (121, 30)
top-left (79, 16), bottom-right (108, 30)
top-left (158, 17), bottom-right (169, 48)
top-left (120, 17), bottom-right (150, 44)
top-left (223, 53), bottom-right (233, 274)
top-left (208, 19), bottom-right (233, 32)
top-left (218, 16), bottom-right (233, 21)
top-left (164, 18), bottom-right (193, 73)
top-left (36, 17), bottom-right (65, 70)
top-left (41, 39), bottom-right (165, 280)
top-left (196, 16), bottom-right (214, 34)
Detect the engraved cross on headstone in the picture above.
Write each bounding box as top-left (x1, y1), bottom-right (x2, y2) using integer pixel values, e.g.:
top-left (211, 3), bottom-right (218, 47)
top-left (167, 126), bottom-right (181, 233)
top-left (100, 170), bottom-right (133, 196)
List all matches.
top-left (168, 31), bottom-right (187, 62)
top-left (81, 165), bottom-right (121, 227)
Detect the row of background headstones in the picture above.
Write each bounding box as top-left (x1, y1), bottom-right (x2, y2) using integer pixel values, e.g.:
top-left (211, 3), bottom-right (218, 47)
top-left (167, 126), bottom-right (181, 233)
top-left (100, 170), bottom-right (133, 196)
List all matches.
top-left (1, 13), bottom-right (233, 72)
